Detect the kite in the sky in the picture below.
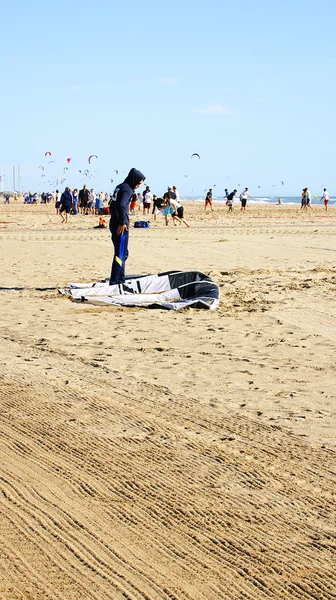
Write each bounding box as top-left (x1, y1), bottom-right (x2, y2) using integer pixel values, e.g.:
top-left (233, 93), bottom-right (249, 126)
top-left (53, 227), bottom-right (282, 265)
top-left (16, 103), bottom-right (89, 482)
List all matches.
top-left (49, 161), bottom-right (54, 164)
top-left (39, 165), bottom-right (44, 171)
top-left (258, 186), bottom-right (261, 188)
top-left (66, 158), bottom-right (72, 164)
top-left (45, 151), bottom-right (52, 156)
top-left (191, 153), bottom-right (200, 159)
top-left (78, 170), bottom-right (82, 173)
top-left (64, 167), bottom-right (68, 172)
top-left (41, 174), bottom-right (46, 178)
top-left (114, 169), bottom-right (118, 174)
top-left (184, 175), bottom-right (188, 178)
top-left (110, 178), bottom-right (114, 183)
top-left (281, 181), bottom-right (284, 185)
top-left (272, 184), bottom-right (276, 187)
top-left (88, 154), bottom-right (98, 164)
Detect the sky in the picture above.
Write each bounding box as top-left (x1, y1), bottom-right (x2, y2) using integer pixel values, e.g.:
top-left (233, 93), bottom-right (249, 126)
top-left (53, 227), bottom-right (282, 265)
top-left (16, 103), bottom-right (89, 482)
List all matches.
top-left (1, 0), bottom-right (336, 196)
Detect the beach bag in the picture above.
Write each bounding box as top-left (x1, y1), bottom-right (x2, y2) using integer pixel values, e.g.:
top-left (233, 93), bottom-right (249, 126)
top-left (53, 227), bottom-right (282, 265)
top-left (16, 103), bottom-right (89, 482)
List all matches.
top-left (134, 221), bottom-right (150, 228)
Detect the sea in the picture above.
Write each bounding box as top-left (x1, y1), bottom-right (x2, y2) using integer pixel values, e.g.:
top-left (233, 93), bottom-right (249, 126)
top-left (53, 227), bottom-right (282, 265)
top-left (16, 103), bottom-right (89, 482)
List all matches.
top-left (182, 196), bottom-right (336, 206)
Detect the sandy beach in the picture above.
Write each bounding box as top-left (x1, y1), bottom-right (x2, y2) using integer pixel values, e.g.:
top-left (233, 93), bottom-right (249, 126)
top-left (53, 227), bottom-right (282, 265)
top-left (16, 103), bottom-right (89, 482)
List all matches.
top-left (0, 200), bottom-right (335, 599)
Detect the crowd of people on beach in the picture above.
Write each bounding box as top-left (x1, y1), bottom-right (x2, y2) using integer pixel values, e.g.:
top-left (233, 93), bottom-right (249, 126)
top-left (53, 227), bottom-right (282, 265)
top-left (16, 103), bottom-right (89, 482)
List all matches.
top-left (204, 187), bottom-right (251, 212)
top-left (300, 187), bottom-right (330, 211)
top-left (3, 185), bottom-right (331, 215)
top-left (50, 183), bottom-right (191, 226)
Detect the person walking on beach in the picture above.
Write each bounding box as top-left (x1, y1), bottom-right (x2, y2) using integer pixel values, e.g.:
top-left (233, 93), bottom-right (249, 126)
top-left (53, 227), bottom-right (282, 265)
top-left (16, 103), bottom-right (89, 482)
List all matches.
top-left (301, 188), bottom-right (307, 210)
top-left (306, 187), bottom-right (313, 210)
top-left (60, 187), bottom-right (72, 224)
top-left (205, 189), bottom-right (213, 211)
top-left (240, 187), bottom-right (251, 212)
top-left (320, 188), bottom-right (329, 211)
top-left (109, 168), bottom-right (145, 285)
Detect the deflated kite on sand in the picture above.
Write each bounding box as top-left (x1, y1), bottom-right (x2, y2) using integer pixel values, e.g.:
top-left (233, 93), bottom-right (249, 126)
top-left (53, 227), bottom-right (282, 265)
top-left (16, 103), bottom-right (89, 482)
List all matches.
top-left (60, 271), bottom-right (220, 311)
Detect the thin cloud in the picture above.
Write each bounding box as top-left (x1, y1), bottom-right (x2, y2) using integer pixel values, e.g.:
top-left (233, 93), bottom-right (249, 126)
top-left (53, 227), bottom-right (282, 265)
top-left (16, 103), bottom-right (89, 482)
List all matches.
top-left (157, 76), bottom-right (182, 85)
top-left (71, 83), bottom-right (112, 91)
top-left (193, 104), bottom-right (235, 115)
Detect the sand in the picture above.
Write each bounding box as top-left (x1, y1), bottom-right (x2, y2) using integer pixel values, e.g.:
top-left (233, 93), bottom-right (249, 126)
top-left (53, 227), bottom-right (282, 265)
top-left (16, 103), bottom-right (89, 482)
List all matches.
top-left (0, 200), bottom-right (335, 599)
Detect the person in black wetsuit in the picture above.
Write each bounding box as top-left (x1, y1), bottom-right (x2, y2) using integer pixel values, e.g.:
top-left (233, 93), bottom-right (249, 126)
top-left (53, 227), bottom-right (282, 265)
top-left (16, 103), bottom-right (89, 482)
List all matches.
top-left (78, 185), bottom-right (89, 214)
top-left (109, 168), bottom-right (145, 285)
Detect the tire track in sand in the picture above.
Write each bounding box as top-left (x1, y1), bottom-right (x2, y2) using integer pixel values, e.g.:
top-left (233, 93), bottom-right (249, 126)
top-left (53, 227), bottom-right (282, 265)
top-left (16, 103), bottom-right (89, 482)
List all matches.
top-left (0, 339), bottom-right (335, 600)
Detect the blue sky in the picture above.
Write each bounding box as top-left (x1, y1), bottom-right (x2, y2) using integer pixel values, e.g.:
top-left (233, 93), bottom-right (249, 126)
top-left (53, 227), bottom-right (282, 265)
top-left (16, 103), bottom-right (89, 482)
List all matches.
top-left (1, 0), bottom-right (335, 196)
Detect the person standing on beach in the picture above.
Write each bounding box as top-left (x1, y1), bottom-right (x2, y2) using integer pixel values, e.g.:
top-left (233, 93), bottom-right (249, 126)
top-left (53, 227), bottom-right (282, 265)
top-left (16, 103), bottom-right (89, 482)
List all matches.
top-left (130, 192), bottom-right (137, 215)
top-left (320, 188), bottom-right (329, 211)
top-left (240, 187), bottom-right (251, 212)
top-left (143, 186), bottom-right (152, 215)
top-left (167, 186), bottom-right (176, 200)
top-left (88, 189), bottom-right (95, 215)
top-left (109, 168), bottom-right (145, 285)
top-left (55, 189), bottom-right (60, 214)
top-left (205, 189), bottom-right (213, 211)
top-left (172, 185), bottom-right (180, 202)
top-left (136, 192), bottom-right (142, 211)
top-left (60, 187), bottom-right (72, 224)
top-left (72, 189), bottom-right (79, 214)
top-left (79, 185), bottom-right (89, 214)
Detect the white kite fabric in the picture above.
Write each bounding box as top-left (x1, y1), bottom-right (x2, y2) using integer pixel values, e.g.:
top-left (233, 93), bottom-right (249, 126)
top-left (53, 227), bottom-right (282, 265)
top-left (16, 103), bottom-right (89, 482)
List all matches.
top-left (61, 271), bottom-right (220, 311)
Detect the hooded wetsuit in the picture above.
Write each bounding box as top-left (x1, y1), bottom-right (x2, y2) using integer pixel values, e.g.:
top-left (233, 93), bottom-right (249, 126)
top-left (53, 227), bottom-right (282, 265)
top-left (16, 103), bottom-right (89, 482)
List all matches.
top-left (109, 167), bottom-right (145, 285)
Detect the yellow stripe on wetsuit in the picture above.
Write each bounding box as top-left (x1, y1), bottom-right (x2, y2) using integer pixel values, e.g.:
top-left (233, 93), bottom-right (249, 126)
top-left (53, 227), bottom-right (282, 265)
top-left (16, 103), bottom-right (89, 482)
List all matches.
top-left (115, 256), bottom-right (122, 266)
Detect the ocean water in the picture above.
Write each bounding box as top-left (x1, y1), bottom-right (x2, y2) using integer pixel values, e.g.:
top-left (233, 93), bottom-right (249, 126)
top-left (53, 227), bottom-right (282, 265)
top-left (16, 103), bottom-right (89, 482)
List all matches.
top-left (182, 196), bottom-right (335, 206)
